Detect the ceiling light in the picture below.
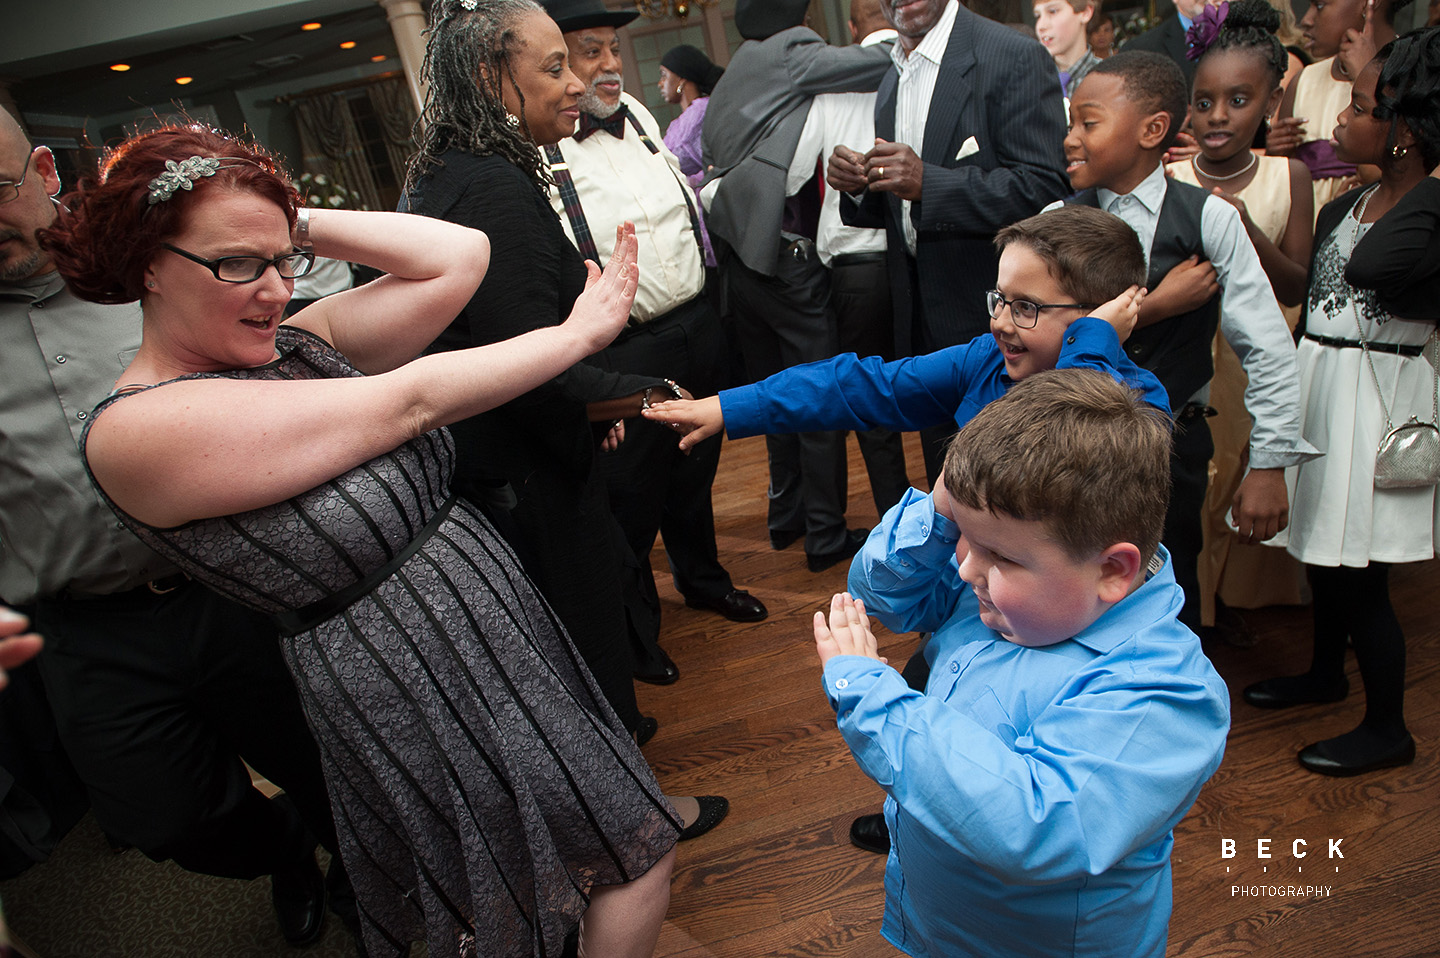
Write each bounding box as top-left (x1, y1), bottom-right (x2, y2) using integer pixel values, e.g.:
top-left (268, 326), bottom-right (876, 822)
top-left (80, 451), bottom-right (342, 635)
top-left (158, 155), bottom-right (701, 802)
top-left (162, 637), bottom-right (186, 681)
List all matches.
top-left (175, 77), bottom-right (194, 85)
top-left (370, 54), bottom-right (387, 62)
top-left (301, 21), bottom-right (322, 31)
top-left (110, 63), bottom-right (131, 72)
top-left (340, 40), bottom-right (357, 49)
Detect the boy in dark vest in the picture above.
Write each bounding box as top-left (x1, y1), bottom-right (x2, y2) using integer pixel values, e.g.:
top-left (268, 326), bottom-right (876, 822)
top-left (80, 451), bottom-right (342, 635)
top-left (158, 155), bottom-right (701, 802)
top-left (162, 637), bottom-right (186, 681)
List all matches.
top-left (1047, 50), bottom-right (1317, 631)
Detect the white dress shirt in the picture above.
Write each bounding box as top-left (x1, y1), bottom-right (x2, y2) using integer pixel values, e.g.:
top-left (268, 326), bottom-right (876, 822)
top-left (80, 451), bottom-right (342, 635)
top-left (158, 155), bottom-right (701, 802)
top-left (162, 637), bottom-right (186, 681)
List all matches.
top-left (787, 29), bottom-right (897, 267)
top-left (1044, 164), bottom-right (1319, 469)
top-left (548, 92), bottom-right (705, 322)
top-left (892, 0), bottom-right (960, 255)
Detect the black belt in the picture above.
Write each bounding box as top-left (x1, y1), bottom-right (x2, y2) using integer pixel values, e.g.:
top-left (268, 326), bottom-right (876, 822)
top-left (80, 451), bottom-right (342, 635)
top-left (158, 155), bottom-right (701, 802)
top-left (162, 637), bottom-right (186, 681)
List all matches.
top-left (1176, 403), bottom-right (1217, 424)
top-left (830, 251), bottom-right (887, 269)
top-left (1304, 333), bottom-right (1425, 357)
top-left (272, 495), bottom-right (457, 637)
top-left (57, 572), bottom-right (190, 602)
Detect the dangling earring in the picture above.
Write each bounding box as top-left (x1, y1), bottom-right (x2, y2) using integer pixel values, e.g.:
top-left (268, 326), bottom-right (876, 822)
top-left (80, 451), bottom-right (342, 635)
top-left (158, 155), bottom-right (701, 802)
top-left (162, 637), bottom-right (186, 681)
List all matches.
top-left (505, 112), bottom-right (521, 130)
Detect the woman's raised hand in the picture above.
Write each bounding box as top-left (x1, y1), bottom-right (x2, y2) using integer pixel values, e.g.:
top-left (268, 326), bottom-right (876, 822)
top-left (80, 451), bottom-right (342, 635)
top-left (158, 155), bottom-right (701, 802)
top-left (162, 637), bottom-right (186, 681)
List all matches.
top-left (566, 222), bottom-right (640, 354)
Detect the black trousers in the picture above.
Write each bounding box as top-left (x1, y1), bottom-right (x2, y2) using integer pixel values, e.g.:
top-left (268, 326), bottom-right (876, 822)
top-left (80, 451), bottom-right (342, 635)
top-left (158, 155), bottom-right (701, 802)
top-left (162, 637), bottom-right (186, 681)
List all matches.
top-left (721, 242), bottom-right (849, 555)
top-left (1166, 412), bottom-right (1213, 632)
top-left (34, 579), bottom-right (336, 880)
top-left (830, 253), bottom-right (911, 516)
top-left (595, 294), bottom-right (736, 608)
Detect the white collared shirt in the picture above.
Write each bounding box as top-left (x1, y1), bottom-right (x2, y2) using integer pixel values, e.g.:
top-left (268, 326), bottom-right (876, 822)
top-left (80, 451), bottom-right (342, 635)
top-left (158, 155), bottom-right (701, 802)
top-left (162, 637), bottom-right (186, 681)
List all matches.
top-left (1043, 164), bottom-right (1318, 469)
top-left (547, 92), bottom-right (705, 322)
top-left (786, 29), bottom-right (898, 266)
top-left (892, 0), bottom-right (959, 255)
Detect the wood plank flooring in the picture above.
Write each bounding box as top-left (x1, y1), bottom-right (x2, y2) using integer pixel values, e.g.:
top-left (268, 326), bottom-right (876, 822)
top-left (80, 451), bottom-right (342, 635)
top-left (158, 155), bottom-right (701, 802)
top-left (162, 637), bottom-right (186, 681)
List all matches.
top-left (641, 432), bottom-right (1440, 958)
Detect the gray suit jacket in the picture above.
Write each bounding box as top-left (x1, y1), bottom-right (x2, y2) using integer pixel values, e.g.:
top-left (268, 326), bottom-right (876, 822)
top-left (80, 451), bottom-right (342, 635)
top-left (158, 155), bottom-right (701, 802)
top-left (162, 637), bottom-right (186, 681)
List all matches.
top-left (841, 3), bottom-right (1070, 352)
top-left (701, 26), bottom-right (892, 275)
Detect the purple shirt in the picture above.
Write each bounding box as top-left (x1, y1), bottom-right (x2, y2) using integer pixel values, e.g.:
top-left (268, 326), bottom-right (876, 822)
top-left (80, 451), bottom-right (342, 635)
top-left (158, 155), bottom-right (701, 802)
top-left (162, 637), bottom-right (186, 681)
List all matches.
top-left (663, 97), bottom-right (715, 267)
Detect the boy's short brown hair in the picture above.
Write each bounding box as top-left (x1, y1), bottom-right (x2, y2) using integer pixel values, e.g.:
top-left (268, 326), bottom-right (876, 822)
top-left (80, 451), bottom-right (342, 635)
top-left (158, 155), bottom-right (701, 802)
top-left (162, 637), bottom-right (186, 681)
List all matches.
top-left (943, 369), bottom-right (1171, 564)
top-left (995, 205), bottom-right (1146, 308)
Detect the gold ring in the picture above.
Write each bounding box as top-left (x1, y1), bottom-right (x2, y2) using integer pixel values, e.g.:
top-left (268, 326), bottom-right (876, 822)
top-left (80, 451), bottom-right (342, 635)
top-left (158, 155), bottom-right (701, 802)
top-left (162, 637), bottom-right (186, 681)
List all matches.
top-left (877, 166), bottom-right (885, 179)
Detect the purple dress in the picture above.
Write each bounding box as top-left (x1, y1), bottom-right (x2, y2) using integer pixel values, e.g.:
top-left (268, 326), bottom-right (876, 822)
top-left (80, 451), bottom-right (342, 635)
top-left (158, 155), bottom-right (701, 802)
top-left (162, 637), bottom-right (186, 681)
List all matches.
top-left (663, 97), bottom-right (716, 267)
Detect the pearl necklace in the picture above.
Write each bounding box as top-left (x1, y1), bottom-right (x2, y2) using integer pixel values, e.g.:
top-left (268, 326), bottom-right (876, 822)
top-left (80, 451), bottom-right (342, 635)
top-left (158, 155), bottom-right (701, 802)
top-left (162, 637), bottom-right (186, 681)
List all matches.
top-left (1191, 151), bottom-right (1259, 182)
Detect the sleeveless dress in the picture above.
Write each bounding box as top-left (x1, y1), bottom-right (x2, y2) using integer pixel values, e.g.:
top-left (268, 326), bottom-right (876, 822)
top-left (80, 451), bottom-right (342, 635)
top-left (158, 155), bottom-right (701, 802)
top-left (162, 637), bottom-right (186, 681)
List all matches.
top-left (1272, 188), bottom-right (1440, 567)
top-left (80, 327), bottom-right (680, 958)
top-left (1168, 156), bottom-right (1307, 618)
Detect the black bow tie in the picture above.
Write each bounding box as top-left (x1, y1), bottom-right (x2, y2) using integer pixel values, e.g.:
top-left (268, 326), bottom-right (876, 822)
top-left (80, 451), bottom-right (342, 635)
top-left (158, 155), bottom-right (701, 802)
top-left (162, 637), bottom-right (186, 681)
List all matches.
top-left (575, 105), bottom-right (630, 141)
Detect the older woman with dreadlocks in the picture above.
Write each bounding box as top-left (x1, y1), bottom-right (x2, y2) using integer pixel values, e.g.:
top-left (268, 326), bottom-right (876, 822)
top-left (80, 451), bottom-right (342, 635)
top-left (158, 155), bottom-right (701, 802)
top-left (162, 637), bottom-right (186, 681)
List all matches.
top-left (403, 0), bottom-right (730, 844)
top-left (50, 121), bottom-right (679, 957)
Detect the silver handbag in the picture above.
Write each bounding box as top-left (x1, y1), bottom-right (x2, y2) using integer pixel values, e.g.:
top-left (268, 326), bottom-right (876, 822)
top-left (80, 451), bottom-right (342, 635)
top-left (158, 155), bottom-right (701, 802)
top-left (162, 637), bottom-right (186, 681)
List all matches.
top-left (1359, 331), bottom-right (1440, 490)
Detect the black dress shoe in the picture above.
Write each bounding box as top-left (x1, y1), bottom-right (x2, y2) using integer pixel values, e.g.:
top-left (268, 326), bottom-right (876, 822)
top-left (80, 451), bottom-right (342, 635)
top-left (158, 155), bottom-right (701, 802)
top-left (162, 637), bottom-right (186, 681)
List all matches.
top-left (635, 715), bottom-right (659, 747)
top-left (677, 796), bottom-right (730, 841)
top-left (685, 589), bottom-right (769, 622)
top-left (633, 647), bottom-right (680, 685)
top-left (807, 528), bottom-right (869, 573)
top-left (770, 528), bottom-right (804, 551)
top-left (849, 812), bottom-right (890, 854)
top-left (272, 852), bottom-right (327, 946)
top-left (1243, 676), bottom-right (1349, 709)
top-left (1298, 734), bottom-right (1415, 777)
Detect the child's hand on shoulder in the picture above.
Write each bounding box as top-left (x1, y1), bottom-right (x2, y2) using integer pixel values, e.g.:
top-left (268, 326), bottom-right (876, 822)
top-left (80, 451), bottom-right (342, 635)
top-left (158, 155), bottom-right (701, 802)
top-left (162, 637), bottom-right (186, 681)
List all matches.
top-left (814, 593), bottom-right (886, 668)
top-left (1088, 284), bottom-right (1146, 342)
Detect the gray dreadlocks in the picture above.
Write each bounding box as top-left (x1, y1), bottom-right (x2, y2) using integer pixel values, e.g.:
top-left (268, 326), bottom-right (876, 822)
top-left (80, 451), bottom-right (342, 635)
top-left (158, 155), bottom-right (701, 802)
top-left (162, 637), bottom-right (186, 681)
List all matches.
top-left (406, 0), bottom-right (551, 195)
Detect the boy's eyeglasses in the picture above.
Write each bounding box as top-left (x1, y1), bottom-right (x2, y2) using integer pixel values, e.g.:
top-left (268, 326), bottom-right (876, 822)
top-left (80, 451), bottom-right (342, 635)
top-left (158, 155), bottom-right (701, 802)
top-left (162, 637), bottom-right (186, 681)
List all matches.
top-left (986, 289), bottom-right (1096, 329)
top-left (0, 148), bottom-right (39, 205)
top-left (162, 243), bottom-right (316, 283)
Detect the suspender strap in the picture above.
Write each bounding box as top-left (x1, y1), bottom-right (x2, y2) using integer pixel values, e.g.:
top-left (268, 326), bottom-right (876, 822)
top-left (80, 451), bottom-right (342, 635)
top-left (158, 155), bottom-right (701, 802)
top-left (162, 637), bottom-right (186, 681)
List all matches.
top-left (621, 112), bottom-right (705, 254)
top-left (544, 144), bottom-right (601, 264)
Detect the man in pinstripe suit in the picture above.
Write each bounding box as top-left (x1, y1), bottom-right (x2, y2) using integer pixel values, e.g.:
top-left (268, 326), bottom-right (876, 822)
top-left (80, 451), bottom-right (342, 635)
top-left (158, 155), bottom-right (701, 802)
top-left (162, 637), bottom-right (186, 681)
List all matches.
top-left (829, 0), bottom-right (1070, 483)
top-left (825, 0), bottom-right (1070, 856)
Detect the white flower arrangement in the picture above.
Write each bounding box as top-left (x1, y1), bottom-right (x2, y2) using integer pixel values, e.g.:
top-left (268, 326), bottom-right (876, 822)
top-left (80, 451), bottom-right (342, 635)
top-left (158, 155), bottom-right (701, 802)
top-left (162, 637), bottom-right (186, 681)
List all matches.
top-left (296, 171), bottom-right (367, 211)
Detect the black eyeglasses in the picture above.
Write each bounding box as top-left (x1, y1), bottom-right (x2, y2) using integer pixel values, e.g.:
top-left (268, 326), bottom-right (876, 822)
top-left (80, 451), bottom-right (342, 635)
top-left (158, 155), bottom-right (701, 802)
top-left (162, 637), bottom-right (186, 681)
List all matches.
top-left (162, 243), bottom-right (315, 283)
top-left (986, 289), bottom-right (1096, 329)
top-left (0, 148), bottom-right (38, 205)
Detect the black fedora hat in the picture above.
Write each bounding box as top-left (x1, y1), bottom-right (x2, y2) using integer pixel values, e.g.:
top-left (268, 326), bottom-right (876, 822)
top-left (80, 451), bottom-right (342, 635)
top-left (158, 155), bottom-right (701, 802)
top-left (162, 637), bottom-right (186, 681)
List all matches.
top-left (538, 0), bottom-right (639, 31)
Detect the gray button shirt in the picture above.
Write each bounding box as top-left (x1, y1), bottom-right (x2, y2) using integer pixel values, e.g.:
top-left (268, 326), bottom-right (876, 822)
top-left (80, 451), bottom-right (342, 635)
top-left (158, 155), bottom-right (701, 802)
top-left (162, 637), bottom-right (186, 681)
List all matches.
top-left (0, 271), bottom-right (172, 604)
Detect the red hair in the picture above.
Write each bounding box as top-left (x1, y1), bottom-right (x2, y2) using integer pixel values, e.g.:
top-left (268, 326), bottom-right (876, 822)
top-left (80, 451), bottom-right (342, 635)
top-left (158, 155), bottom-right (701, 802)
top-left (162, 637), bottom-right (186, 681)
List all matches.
top-left (41, 124), bottom-right (301, 305)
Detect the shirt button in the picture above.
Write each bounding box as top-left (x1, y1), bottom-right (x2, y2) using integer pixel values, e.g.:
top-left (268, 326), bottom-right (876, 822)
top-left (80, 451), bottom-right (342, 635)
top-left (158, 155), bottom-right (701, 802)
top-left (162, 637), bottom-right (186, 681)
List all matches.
top-left (834, 677), bottom-right (850, 690)
top-left (920, 525), bottom-right (928, 536)
top-left (55, 355), bottom-right (67, 363)
top-left (950, 661), bottom-right (959, 673)
top-left (33, 300), bottom-right (45, 309)
top-left (76, 411), bottom-right (87, 420)
top-left (1066, 336), bottom-right (1076, 344)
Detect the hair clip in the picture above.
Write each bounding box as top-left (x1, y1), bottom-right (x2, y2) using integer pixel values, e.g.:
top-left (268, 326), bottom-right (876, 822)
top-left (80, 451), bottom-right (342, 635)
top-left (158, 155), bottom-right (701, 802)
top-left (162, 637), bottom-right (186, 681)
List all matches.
top-left (1185, 0), bottom-right (1229, 60)
top-left (459, 0), bottom-right (478, 9)
top-left (146, 155), bottom-right (259, 205)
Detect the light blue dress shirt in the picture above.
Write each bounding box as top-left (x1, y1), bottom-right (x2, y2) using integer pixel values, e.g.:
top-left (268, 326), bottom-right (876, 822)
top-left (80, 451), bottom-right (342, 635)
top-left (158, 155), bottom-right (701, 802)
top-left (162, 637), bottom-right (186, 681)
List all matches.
top-left (720, 315), bottom-right (1169, 440)
top-left (1045, 165), bottom-right (1319, 470)
top-left (826, 490), bottom-right (1230, 957)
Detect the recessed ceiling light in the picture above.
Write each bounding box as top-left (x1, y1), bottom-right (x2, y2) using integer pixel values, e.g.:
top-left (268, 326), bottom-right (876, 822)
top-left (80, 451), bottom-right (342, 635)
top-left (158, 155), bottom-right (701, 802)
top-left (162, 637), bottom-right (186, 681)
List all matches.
top-left (340, 40), bottom-right (357, 49)
top-left (110, 63), bottom-right (131, 72)
top-left (370, 54), bottom-right (387, 62)
top-left (175, 76), bottom-right (194, 85)
top-left (301, 21), bottom-right (322, 31)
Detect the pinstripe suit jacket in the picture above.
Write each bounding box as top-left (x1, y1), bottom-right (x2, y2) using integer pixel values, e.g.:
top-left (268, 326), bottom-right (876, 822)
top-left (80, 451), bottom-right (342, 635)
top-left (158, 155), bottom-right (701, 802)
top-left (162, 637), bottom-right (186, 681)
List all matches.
top-left (842, 3), bottom-right (1069, 353)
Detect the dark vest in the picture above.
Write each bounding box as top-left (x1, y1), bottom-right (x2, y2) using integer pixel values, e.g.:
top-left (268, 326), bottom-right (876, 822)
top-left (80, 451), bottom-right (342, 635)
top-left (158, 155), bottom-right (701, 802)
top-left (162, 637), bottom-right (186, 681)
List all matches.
top-left (1065, 182), bottom-right (1221, 412)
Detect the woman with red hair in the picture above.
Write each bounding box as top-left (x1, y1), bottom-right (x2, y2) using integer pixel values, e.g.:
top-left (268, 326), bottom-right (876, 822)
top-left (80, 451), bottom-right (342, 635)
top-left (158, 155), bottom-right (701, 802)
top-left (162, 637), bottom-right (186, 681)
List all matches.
top-left (45, 122), bottom-right (679, 958)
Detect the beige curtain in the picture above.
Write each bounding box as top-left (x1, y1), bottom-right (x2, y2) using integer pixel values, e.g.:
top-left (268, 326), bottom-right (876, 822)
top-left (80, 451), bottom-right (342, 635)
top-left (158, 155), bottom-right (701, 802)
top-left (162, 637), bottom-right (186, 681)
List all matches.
top-left (367, 78), bottom-right (419, 190)
top-left (291, 93), bottom-right (382, 211)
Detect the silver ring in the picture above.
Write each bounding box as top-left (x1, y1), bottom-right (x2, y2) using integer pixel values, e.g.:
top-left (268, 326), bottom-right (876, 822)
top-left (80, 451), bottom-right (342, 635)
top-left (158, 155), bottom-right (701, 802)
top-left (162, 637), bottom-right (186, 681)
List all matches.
top-left (877, 166), bottom-right (885, 179)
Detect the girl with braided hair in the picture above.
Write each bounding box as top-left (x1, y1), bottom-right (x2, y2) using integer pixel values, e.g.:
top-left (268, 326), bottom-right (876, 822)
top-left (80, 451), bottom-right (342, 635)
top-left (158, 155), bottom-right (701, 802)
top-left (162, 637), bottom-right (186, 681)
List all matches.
top-left (1170, 0), bottom-right (1316, 627)
top-left (1251, 27), bottom-right (1440, 777)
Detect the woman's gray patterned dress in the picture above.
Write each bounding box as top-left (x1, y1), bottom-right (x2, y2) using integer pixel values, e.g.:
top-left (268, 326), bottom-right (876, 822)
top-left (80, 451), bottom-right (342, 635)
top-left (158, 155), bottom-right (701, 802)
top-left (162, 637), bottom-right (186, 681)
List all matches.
top-left (82, 327), bottom-right (680, 958)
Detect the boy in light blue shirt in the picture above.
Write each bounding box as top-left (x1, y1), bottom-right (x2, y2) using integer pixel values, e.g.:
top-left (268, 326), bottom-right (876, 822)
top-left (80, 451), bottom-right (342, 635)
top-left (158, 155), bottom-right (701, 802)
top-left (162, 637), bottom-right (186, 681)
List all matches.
top-left (816, 369), bottom-right (1230, 958)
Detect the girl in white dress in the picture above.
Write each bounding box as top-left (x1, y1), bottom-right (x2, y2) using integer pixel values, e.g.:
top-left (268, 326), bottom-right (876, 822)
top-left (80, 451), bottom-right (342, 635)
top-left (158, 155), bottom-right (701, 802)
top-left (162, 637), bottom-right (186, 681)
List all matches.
top-left (1245, 29), bottom-right (1440, 776)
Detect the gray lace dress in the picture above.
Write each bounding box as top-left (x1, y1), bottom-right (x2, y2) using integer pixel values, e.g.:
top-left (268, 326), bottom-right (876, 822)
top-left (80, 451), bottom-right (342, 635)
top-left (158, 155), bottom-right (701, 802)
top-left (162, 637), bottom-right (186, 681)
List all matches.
top-left (82, 327), bottom-right (680, 958)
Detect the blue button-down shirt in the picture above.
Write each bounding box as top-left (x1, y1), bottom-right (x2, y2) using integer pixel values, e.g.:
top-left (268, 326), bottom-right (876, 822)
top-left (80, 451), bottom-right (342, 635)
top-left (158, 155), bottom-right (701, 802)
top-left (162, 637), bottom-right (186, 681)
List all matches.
top-left (826, 490), bottom-right (1230, 957)
top-left (720, 315), bottom-right (1169, 439)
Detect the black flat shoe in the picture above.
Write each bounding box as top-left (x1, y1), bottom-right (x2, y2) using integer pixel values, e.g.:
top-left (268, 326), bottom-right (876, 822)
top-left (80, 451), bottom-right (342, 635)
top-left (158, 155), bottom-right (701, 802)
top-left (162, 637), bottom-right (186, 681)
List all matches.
top-left (678, 796), bottom-right (729, 841)
top-left (849, 812), bottom-right (889, 854)
top-left (1243, 676), bottom-right (1349, 709)
top-left (685, 589), bottom-right (769, 622)
top-left (806, 528), bottom-right (869, 573)
top-left (272, 851), bottom-right (327, 946)
top-left (770, 528), bottom-right (804, 551)
top-left (633, 647), bottom-right (680, 685)
top-left (635, 715), bottom-right (659, 747)
top-left (1298, 734), bottom-right (1416, 777)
